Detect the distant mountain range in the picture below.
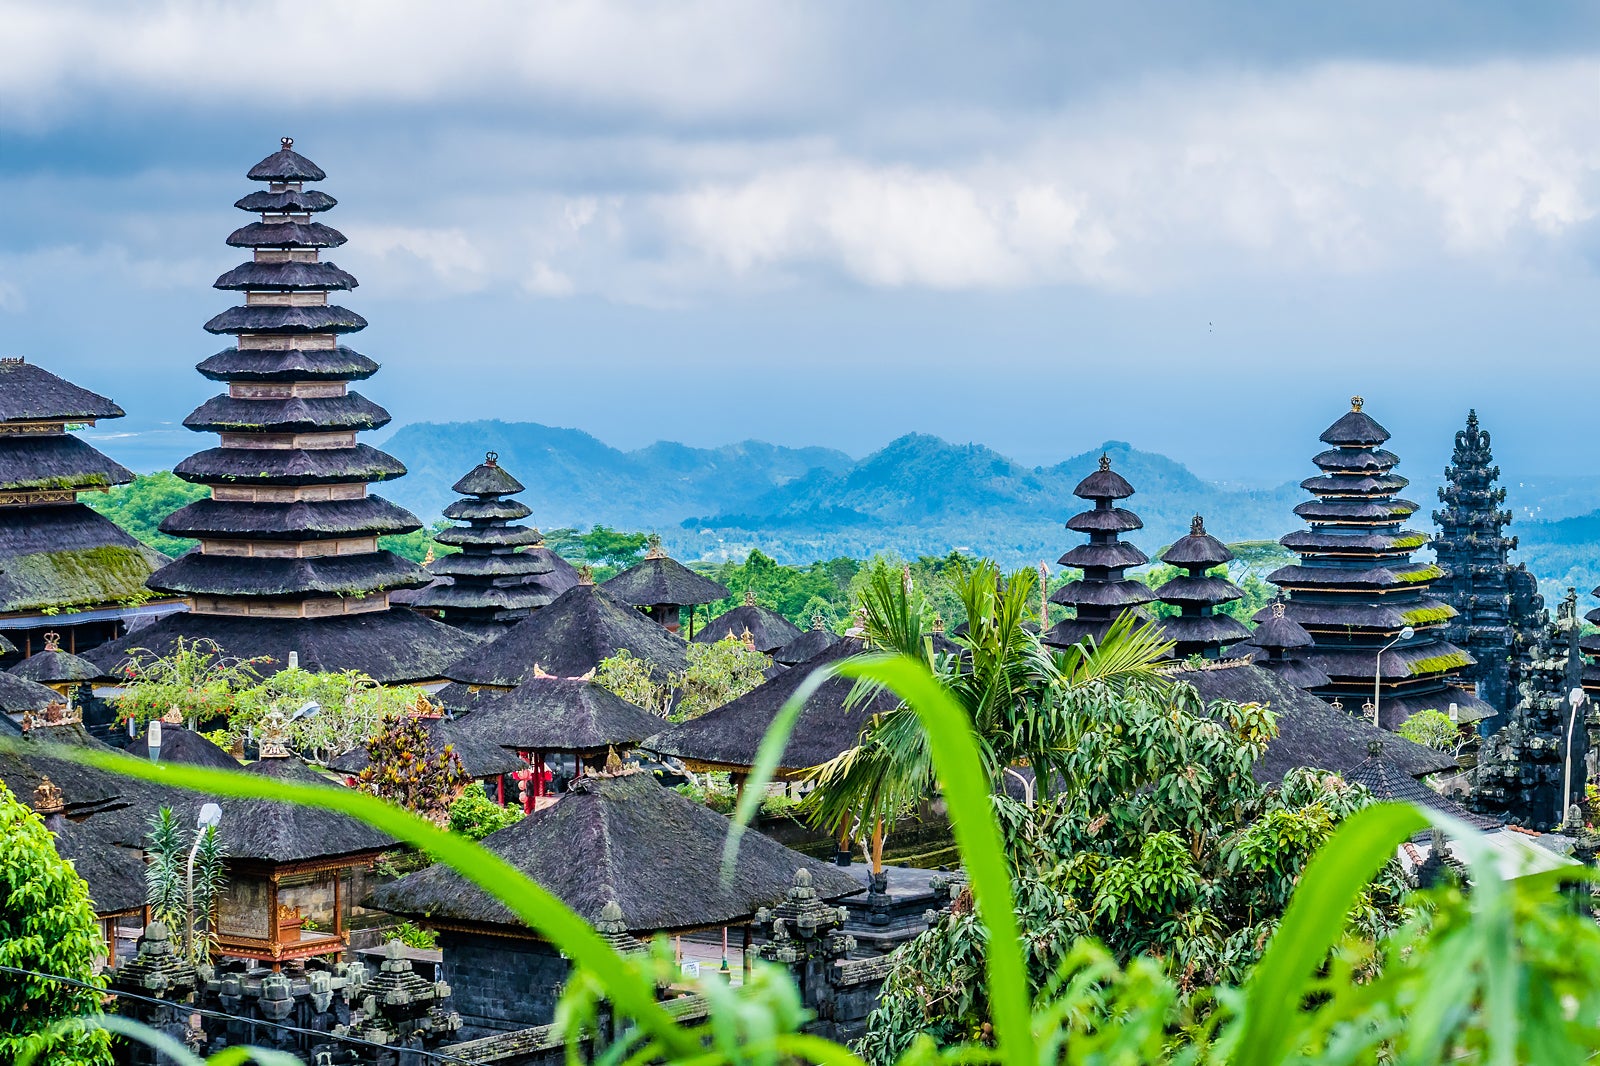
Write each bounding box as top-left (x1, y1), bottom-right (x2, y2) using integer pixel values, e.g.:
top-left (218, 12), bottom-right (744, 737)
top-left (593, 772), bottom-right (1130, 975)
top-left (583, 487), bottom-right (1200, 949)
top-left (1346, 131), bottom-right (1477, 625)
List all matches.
top-left (377, 420), bottom-right (1599, 604)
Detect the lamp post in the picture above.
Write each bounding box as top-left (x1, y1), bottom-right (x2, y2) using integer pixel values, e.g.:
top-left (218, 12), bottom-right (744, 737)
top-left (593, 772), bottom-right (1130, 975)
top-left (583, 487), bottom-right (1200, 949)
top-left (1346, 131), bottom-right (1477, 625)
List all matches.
top-left (147, 719), bottom-right (163, 763)
top-left (1373, 626), bottom-right (1415, 727)
top-left (1563, 687), bottom-right (1587, 828)
top-left (185, 803), bottom-right (223, 964)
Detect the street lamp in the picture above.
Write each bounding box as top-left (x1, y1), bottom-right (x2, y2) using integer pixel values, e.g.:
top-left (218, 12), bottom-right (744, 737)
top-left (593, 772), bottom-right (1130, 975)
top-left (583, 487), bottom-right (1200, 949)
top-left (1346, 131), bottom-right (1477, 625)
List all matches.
top-left (1373, 626), bottom-right (1415, 727)
top-left (147, 719), bottom-right (163, 763)
top-left (185, 803), bottom-right (222, 963)
top-left (1563, 687), bottom-right (1587, 828)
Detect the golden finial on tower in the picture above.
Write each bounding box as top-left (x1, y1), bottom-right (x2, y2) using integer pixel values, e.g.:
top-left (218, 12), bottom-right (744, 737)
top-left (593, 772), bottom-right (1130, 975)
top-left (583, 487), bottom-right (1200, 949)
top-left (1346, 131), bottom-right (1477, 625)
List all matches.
top-left (1098, 454), bottom-right (1111, 471)
top-left (644, 533), bottom-right (667, 560)
top-left (1351, 395), bottom-right (1364, 412)
top-left (42, 631), bottom-right (60, 652)
top-left (1190, 515), bottom-right (1205, 536)
top-left (744, 589), bottom-right (756, 607)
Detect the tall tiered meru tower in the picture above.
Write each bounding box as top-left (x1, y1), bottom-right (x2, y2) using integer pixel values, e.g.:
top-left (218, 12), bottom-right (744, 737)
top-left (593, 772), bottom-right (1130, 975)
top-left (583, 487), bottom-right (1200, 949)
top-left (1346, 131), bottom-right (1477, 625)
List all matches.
top-left (90, 140), bottom-right (479, 682)
top-left (1268, 398), bottom-right (1494, 729)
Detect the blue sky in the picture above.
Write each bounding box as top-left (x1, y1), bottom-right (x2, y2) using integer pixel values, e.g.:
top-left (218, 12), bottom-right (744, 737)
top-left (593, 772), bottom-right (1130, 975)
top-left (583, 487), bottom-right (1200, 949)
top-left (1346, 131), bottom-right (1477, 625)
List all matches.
top-left (2, 1), bottom-right (1598, 485)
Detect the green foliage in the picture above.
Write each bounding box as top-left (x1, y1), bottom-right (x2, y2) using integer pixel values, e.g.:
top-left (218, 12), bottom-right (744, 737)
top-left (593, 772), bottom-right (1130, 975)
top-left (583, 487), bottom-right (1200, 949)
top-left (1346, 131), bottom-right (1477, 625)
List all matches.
top-left (377, 520), bottom-right (456, 564)
top-left (355, 715), bottom-right (473, 823)
top-left (84, 471), bottom-right (207, 557)
top-left (228, 668), bottom-right (433, 764)
top-left (689, 548), bottom-right (863, 631)
top-left (0, 780), bottom-right (112, 1066)
top-left (594, 640), bottom-right (772, 722)
top-left (1139, 560), bottom-right (1277, 624)
top-left (390, 920), bottom-right (438, 951)
top-left (144, 808), bottom-right (227, 966)
top-left (111, 637), bottom-right (269, 727)
top-left (447, 786), bottom-right (524, 840)
top-left (1397, 709), bottom-right (1463, 751)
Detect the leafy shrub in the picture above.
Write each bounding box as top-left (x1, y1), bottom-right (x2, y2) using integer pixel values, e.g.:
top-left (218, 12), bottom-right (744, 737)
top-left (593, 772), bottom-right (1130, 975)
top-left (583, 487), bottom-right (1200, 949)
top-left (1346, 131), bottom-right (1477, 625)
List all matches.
top-left (448, 787), bottom-right (525, 840)
top-left (390, 920), bottom-right (438, 951)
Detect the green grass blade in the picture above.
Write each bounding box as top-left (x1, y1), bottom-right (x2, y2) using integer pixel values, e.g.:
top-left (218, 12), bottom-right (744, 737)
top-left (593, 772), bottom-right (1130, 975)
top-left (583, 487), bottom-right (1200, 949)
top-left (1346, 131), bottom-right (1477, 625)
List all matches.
top-left (16, 740), bottom-right (700, 1059)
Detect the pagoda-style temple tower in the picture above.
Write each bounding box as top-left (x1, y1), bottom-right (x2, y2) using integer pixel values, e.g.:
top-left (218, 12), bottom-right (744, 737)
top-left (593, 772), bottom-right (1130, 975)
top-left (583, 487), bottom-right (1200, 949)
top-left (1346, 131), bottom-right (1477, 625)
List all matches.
top-left (1431, 411), bottom-right (1544, 728)
top-left (410, 452), bottom-right (555, 637)
top-left (0, 360), bottom-right (183, 655)
top-left (1241, 600), bottom-right (1332, 689)
top-left (1155, 515), bottom-right (1250, 659)
top-left (1043, 456), bottom-right (1155, 649)
top-left (1584, 585), bottom-right (1600, 703)
top-left (88, 141), bottom-right (478, 683)
top-left (1269, 398), bottom-right (1493, 729)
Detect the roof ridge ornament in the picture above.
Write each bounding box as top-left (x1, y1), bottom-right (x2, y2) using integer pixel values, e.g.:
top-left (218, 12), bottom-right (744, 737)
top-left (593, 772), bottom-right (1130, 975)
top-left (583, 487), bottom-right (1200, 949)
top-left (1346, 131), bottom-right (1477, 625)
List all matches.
top-left (577, 564), bottom-right (595, 586)
top-left (643, 533), bottom-right (667, 560)
top-left (32, 776), bottom-right (65, 816)
top-left (42, 631), bottom-right (61, 652)
top-left (744, 589), bottom-right (756, 607)
top-left (810, 610), bottom-right (825, 630)
top-left (1351, 395), bottom-right (1364, 412)
top-left (1190, 514), bottom-right (1205, 536)
top-left (484, 450), bottom-right (498, 467)
top-left (281, 137), bottom-right (294, 150)
top-left (1271, 600), bottom-right (1286, 619)
top-left (1098, 453), bottom-right (1111, 472)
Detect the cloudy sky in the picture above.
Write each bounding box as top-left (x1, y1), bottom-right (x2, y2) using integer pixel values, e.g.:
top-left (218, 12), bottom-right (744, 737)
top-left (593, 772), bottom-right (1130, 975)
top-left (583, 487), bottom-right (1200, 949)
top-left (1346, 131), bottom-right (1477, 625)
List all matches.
top-left (3, 1), bottom-right (1598, 483)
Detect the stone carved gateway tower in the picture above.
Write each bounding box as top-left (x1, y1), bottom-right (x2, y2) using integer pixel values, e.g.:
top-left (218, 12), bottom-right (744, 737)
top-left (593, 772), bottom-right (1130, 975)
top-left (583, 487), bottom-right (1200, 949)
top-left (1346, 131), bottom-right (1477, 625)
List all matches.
top-left (91, 141), bottom-right (478, 682)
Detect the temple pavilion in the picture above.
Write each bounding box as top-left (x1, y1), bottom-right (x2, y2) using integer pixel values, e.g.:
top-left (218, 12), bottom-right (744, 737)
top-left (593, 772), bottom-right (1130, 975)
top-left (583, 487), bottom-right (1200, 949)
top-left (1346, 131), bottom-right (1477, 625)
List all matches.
top-left (603, 535), bottom-right (728, 635)
top-left (693, 589), bottom-right (803, 653)
top-left (773, 611), bottom-right (841, 666)
top-left (0, 359), bottom-right (182, 654)
top-left (1268, 398), bottom-right (1493, 729)
top-left (1154, 515), bottom-right (1250, 658)
top-left (1043, 456), bottom-right (1155, 649)
top-left (87, 141), bottom-right (478, 684)
top-left (409, 452), bottom-right (557, 637)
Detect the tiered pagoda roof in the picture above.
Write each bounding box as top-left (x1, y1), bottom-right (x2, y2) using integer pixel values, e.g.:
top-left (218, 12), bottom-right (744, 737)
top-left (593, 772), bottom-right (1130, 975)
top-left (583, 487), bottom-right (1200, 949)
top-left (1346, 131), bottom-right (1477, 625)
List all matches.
top-left (448, 675), bottom-right (663, 758)
top-left (1584, 585), bottom-right (1600, 701)
top-left (1043, 455), bottom-right (1155, 649)
top-left (602, 535), bottom-right (728, 635)
top-left (693, 590), bottom-right (803, 653)
top-left (443, 576), bottom-right (688, 690)
top-left (410, 452), bottom-right (555, 637)
top-left (87, 140), bottom-right (478, 684)
top-left (1268, 398), bottom-right (1493, 728)
top-left (0, 359), bottom-right (178, 654)
top-left (1241, 600), bottom-right (1332, 689)
top-left (1431, 411), bottom-right (1543, 728)
top-left (1155, 516), bottom-right (1249, 658)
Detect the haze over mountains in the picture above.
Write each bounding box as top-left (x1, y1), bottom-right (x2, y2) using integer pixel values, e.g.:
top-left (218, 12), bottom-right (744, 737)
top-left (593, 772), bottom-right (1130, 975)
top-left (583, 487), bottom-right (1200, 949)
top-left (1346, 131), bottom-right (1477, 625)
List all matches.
top-left (377, 420), bottom-right (1600, 598)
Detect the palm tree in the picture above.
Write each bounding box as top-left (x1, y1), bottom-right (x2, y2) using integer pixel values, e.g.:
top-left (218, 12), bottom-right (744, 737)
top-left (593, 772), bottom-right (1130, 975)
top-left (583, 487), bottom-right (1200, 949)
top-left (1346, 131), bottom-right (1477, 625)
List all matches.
top-left (802, 561), bottom-right (1173, 873)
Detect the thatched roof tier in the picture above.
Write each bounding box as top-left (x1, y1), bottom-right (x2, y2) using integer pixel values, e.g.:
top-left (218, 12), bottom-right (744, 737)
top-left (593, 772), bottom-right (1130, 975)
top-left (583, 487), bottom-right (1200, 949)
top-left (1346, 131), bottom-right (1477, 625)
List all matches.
top-left (247, 142), bottom-right (327, 182)
top-left (87, 609), bottom-right (482, 685)
top-left (1299, 473), bottom-right (1411, 497)
top-left (1044, 612), bottom-right (1150, 650)
top-left (370, 770), bottom-right (860, 935)
top-left (1156, 516), bottom-right (1249, 658)
top-left (432, 524), bottom-right (545, 550)
top-left (1066, 507), bottom-right (1143, 534)
top-left (772, 618), bottom-right (840, 666)
top-left (1161, 614), bottom-right (1250, 648)
top-left (197, 346), bottom-right (379, 382)
top-left (160, 496), bottom-right (420, 541)
top-left (174, 443), bottom-right (406, 485)
top-left (1295, 635), bottom-right (1474, 683)
top-left (234, 188), bottom-right (337, 213)
top-left (603, 552), bottom-right (728, 609)
top-left (9, 645), bottom-right (105, 684)
top-left (1246, 655), bottom-right (1332, 689)
top-left (135, 724), bottom-right (243, 770)
top-left (450, 677), bottom-right (663, 755)
top-left (648, 638), bottom-right (888, 773)
top-left (225, 220), bottom-right (347, 249)
top-left (443, 496), bottom-right (532, 522)
top-left (1246, 604), bottom-right (1314, 651)
top-left (429, 552), bottom-right (552, 580)
top-left (1293, 498), bottom-right (1421, 523)
top-left (411, 581), bottom-right (551, 614)
top-left (1310, 447), bottom-right (1401, 472)
top-left (0, 670), bottom-right (62, 715)
top-left (0, 361), bottom-right (125, 424)
top-left (1050, 579), bottom-right (1156, 609)
top-left (148, 550), bottom-right (429, 598)
top-left (214, 259), bottom-right (356, 291)
top-left (1161, 522), bottom-right (1234, 569)
top-left (0, 504), bottom-right (168, 614)
top-left (1268, 597), bottom-right (1457, 633)
top-left (1268, 563), bottom-right (1443, 592)
top-left (221, 755), bottom-right (395, 863)
top-left (1280, 528), bottom-right (1429, 555)
top-left (51, 817), bottom-right (149, 917)
top-left (453, 461), bottom-right (524, 497)
top-left (444, 583), bottom-right (688, 688)
top-left (202, 304), bottom-right (367, 335)
top-left (1153, 575), bottom-right (1242, 607)
top-left (1073, 464), bottom-right (1136, 500)
top-left (327, 716), bottom-right (523, 780)
top-left (0, 433), bottom-right (134, 492)
top-left (1176, 662), bottom-right (1456, 783)
top-left (1059, 540), bottom-right (1148, 570)
top-left (692, 598), bottom-right (803, 653)
top-left (182, 392), bottom-right (391, 434)
top-left (526, 547), bottom-right (581, 592)
top-left (1345, 743), bottom-right (1499, 828)
top-left (1319, 405), bottom-right (1392, 447)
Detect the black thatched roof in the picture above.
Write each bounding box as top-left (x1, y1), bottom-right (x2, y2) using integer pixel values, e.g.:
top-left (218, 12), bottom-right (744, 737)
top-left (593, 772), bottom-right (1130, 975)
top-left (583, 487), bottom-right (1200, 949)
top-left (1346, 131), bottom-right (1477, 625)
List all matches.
top-left (197, 346), bottom-right (379, 382)
top-left (370, 770), bottom-right (859, 934)
top-left (428, 553), bottom-right (550, 580)
top-left (693, 600), bottom-right (803, 653)
top-left (449, 677), bottom-right (663, 755)
top-left (87, 609), bottom-right (482, 686)
top-left (214, 259), bottom-right (356, 291)
top-left (160, 495), bottom-right (421, 541)
top-left (174, 443), bottom-right (407, 485)
top-left (203, 304), bottom-right (367, 336)
top-left (225, 220), bottom-right (346, 249)
top-left (0, 669), bottom-right (63, 715)
top-left (247, 141), bottom-right (326, 182)
top-left (1375, 689), bottom-right (1496, 730)
top-left (1073, 455), bottom-right (1136, 500)
top-left (1177, 662), bottom-right (1456, 783)
top-left (1060, 540), bottom-right (1148, 570)
top-left (773, 621), bottom-right (839, 667)
top-left (10, 647), bottom-right (105, 684)
top-left (1280, 529), bottom-right (1428, 554)
top-left (433, 525), bottom-right (545, 550)
top-left (221, 755), bottom-right (394, 864)
top-left (1344, 743), bottom-right (1499, 829)
top-left (0, 632), bottom-right (15, 657)
top-left (326, 716), bottom-right (523, 780)
top-left (603, 550), bottom-right (728, 608)
top-left (1266, 597), bottom-right (1456, 633)
top-left (1162, 517), bottom-right (1234, 569)
top-left (444, 582), bottom-right (688, 688)
top-left (148, 550), bottom-right (429, 598)
top-left (0, 503), bottom-right (168, 614)
top-left (1246, 604), bottom-right (1314, 651)
top-left (1311, 447), bottom-right (1401, 472)
top-left (183, 392), bottom-right (391, 433)
top-left (0, 731), bottom-right (132, 818)
top-left (234, 188), bottom-right (337, 213)
top-left (0, 433), bottom-right (134, 492)
top-left (50, 816), bottom-right (149, 917)
top-left (1161, 614), bottom-right (1251, 647)
top-left (453, 458), bottom-right (524, 497)
top-left (1293, 497), bottom-right (1420, 523)
top-left (135, 724), bottom-right (242, 770)
top-left (648, 638), bottom-right (888, 772)
top-left (0, 360), bottom-right (125, 423)
top-left (1300, 473), bottom-right (1410, 497)
top-left (443, 497), bottom-right (531, 522)
top-left (1319, 399), bottom-right (1391, 447)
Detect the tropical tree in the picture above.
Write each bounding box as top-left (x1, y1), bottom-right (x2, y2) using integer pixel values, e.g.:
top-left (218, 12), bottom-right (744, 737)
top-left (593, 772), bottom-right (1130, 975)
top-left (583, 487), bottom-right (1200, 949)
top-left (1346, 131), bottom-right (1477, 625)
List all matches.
top-left (593, 640), bottom-right (772, 722)
top-left (227, 668), bottom-right (433, 764)
top-left (356, 715), bottom-right (472, 824)
top-left (110, 637), bottom-right (268, 727)
top-left (0, 781), bottom-right (112, 1066)
top-left (144, 807), bottom-right (226, 966)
